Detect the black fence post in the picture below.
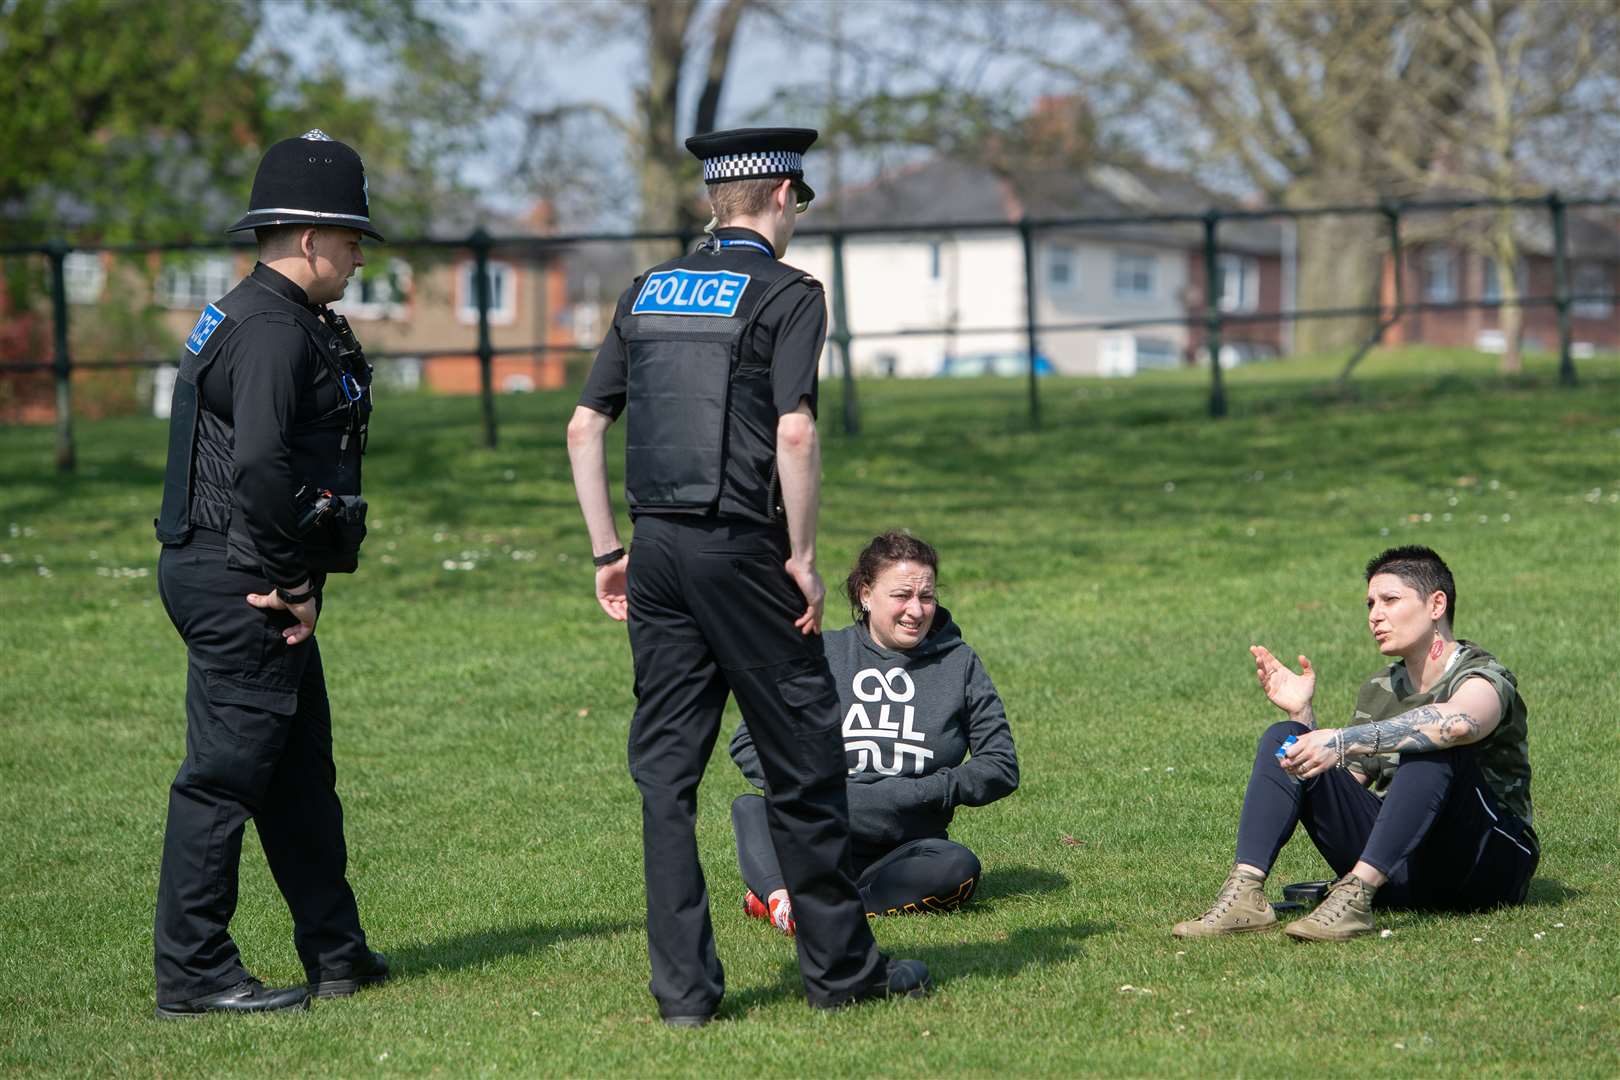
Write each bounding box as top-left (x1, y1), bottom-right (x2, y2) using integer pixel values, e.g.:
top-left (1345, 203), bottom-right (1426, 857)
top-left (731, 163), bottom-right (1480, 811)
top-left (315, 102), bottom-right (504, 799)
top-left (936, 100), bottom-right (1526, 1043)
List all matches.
top-left (1548, 193), bottom-right (1577, 387)
top-left (47, 240), bottom-right (76, 472)
top-left (1018, 217), bottom-right (1041, 428)
top-left (470, 227), bottom-right (498, 448)
top-left (828, 231), bottom-right (860, 436)
top-left (1203, 210), bottom-right (1227, 418)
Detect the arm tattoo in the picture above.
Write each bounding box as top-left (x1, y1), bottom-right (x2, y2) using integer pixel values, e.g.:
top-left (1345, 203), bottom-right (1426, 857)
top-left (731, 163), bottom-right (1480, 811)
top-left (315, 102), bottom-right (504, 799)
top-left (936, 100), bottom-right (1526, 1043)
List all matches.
top-left (1340, 704), bottom-right (1479, 756)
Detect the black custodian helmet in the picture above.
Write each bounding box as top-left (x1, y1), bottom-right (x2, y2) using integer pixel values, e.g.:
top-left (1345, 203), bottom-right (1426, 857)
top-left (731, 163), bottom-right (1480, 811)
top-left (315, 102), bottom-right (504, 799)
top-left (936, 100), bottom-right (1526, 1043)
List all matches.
top-left (227, 129), bottom-right (384, 241)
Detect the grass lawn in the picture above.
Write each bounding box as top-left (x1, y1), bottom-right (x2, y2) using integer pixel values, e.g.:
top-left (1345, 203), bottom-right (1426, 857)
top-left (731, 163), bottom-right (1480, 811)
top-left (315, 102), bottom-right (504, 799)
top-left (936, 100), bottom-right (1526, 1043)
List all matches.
top-left (1, 347), bottom-right (1616, 1077)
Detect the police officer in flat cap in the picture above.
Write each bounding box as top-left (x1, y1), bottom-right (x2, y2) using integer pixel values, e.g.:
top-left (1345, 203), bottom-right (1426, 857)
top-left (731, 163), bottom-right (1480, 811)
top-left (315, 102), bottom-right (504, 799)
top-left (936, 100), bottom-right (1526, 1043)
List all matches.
top-left (567, 127), bottom-right (931, 1025)
top-left (151, 130), bottom-right (389, 1017)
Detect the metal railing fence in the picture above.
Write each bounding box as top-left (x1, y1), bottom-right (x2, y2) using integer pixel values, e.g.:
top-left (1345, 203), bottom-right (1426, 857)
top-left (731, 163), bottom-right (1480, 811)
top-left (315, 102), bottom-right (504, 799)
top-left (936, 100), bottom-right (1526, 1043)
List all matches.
top-left (2, 193), bottom-right (1616, 472)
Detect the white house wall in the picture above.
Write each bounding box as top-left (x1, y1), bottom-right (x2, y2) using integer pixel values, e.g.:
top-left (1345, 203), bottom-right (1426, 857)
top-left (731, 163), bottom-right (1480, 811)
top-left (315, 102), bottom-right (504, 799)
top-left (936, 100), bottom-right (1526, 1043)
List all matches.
top-left (793, 232), bottom-right (1193, 377)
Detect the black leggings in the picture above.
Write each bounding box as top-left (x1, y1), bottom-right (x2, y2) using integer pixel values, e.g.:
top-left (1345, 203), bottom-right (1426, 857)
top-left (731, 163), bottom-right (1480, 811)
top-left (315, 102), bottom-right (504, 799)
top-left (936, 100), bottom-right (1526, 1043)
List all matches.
top-left (731, 795), bottom-right (982, 916)
top-left (1235, 721), bottom-right (1538, 909)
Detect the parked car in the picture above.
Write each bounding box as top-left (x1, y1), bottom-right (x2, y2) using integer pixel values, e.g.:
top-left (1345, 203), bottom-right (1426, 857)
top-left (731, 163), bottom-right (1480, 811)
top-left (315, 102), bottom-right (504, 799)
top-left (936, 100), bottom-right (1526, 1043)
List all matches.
top-left (936, 351), bottom-right (1055, 377)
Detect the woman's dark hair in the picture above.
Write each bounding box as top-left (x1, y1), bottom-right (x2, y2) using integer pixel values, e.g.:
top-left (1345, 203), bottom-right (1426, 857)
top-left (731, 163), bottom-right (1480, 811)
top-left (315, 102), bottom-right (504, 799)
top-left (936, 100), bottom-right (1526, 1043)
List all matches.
top-left (844, 531), bottom-right (940, 622)
top-left (1365, 544), bottom-right (1457, 625)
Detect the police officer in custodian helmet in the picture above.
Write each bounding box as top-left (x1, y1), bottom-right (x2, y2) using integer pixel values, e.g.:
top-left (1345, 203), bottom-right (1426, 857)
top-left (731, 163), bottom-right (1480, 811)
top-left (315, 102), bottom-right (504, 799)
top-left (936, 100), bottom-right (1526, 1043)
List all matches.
top-left (151, 130), bottom-right (389, 1017)
top-left (566, 127), bottom-right (931, 1025)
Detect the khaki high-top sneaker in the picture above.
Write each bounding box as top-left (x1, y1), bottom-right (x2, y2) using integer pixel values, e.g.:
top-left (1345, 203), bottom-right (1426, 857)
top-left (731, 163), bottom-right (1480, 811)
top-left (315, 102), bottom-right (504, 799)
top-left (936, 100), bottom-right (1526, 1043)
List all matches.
top-left (1284, 873), bottom-right (1377, 942)
top-left (1172, 868), bottom-right (1278, 938)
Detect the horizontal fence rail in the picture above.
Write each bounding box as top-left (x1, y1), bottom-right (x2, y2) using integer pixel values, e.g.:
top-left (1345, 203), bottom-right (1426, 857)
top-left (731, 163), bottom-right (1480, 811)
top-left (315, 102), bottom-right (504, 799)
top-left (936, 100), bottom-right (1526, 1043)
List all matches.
top-left (3, 194), bottom-right (1616, 470)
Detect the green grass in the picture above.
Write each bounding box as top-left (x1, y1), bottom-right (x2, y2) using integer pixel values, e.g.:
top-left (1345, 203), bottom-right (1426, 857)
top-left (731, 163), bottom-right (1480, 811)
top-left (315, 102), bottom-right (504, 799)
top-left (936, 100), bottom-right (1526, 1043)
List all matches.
top-left (2, 347), bottom-right (1617, 1077)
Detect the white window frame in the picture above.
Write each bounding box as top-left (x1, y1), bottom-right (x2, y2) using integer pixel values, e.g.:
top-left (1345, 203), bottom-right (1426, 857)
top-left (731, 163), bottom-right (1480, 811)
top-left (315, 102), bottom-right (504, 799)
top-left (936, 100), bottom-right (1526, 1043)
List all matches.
top-left (63, 251), bottom-right (106, 305)
top-left (157, 255), bottom-right (237, 310)
top-left (1422, 248), bottom-right (1458, 303)
top-left (1571, 261), bottom-right (1613, 319)
top-left (1112, 251), bottom-right (1156, 300)
top-left (335, 258), bottom-right (412, 321)
top-left (1217, 253), bottom-right (1259, 313)
top-left (457, 259), bottom-right (516, 326)
top-left (1047, 244), bottom-right (1077, 291)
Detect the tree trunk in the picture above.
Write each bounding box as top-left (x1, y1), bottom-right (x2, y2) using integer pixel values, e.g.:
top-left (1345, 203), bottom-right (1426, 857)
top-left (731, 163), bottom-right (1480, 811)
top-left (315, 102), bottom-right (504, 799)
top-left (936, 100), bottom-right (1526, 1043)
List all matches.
top-left (1492, 213), bottom-right (1524, 374)
top-left (1287, 185), bottom-right (1384, 357)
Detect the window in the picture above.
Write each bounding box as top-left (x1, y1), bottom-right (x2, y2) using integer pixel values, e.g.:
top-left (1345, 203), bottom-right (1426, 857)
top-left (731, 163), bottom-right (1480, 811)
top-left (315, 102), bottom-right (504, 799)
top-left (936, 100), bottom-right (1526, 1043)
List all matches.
top-left (63, 252), bottom-right (105, 305)
top-left (457, 260), bottom-right (516, 326)
top-left (1422, 248), bottom-right (1458, 303)
top-left (1481, 256), bottom-right (1527, 302)
top-left (1572, 262), bottom-right (1613, 319)
top-left (928, 241), bottom-right (942, 280)
top-left (157, 255), bottom-right (236, 309)
top-left (1217, 253), bottom-right (1259, 312)
top-left (334, 259), bottom-right (411, 321)
top-left (1112, 252), bottom-right (1156, 299)
top-left (1047, 244), bottom-right (1077, 290)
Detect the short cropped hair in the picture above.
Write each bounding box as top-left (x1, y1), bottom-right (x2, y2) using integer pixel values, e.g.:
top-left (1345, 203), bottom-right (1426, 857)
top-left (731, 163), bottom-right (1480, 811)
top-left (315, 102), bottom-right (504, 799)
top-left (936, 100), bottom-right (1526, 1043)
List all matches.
top-left (844, 531), bottom-right (940, 623)
top-left (1365, 545), bottom-right (1457, 626)
top-left (709, 178), bottom-right (782, 224)
top-left (255, 224), bottom-right (308, 258)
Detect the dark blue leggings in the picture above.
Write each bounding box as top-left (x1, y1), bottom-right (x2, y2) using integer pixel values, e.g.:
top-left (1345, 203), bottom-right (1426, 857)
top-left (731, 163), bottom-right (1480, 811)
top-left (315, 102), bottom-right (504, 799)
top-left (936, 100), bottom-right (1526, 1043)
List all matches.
top-left (732, 795), bottom-right (981, 916)
top-left (1235, 721), bottom-right (1538, 909)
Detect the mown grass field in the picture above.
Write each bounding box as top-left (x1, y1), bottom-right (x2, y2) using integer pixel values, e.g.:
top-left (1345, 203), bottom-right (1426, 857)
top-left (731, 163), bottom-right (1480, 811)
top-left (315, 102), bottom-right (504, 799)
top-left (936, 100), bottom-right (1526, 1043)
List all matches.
top-left (2, 348), bottom-right (1616, 1077)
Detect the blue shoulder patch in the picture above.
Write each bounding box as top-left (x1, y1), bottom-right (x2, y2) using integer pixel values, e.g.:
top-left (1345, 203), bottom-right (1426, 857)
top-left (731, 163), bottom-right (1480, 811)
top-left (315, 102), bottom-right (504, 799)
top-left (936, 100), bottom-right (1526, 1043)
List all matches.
top-left (184, 303), bottom-right (227, 356)
top-left (630, 269), bottom-right (751, 317)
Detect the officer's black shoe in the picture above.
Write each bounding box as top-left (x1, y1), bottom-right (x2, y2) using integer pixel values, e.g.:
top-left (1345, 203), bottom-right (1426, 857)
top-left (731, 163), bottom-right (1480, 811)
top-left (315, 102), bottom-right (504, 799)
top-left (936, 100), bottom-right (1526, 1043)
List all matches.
top-left (309, 951), bottom-right (391, 998)
top-left (661, 1013), bottom-right (714, 1029)
top-left (154, 978), bottom-right (311, 1019)
top-left (881, 957), bottom-right (933, 999)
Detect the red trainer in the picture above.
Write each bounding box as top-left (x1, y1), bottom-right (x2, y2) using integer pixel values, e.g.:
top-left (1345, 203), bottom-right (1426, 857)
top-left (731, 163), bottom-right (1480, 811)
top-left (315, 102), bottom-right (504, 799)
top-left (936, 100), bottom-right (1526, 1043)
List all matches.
top-left (742, 890), bottom-right (770, 921)
top-left (767, 894), bottom-right (795, 938)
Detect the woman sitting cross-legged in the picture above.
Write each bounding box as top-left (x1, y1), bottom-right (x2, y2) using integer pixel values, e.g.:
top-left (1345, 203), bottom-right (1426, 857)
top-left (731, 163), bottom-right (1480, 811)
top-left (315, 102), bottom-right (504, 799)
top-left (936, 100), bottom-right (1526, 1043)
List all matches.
top-left (730, 531), bottom-right (1019, 936)
top-left (1174, 544), bottom-right (1538, 942)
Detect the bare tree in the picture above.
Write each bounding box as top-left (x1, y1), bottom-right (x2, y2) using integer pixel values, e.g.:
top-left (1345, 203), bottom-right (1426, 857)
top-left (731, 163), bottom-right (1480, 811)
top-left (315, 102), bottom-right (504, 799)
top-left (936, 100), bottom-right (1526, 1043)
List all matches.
top-left (1384, 0), bottom-right (1620, 373)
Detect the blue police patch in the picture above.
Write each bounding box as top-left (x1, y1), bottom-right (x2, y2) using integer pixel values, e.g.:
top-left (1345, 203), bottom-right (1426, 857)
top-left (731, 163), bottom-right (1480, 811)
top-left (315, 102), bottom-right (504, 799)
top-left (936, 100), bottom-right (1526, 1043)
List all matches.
top-left (185, 303), bottom-right (227, 356)
top-left (630, 269), bottom-right (751, 317)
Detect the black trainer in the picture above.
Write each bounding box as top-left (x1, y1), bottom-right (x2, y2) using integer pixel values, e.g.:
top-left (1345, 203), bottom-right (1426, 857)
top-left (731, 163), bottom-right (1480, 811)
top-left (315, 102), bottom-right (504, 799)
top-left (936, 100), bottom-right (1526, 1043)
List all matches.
top-left (155, 977), bottom-right (311, 1019)
top-left (881, 958), bottom-right (932, 999)
top-left (661, 1013), bottom-right (714, 1029)
top-left (309, 951), bottom-right (391, 999)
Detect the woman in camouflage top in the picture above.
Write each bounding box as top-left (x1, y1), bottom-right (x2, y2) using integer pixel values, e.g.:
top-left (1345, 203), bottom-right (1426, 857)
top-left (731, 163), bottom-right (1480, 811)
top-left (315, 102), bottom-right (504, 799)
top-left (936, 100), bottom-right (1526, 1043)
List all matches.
top-left (1173, 545), bottom-right (1538, 942)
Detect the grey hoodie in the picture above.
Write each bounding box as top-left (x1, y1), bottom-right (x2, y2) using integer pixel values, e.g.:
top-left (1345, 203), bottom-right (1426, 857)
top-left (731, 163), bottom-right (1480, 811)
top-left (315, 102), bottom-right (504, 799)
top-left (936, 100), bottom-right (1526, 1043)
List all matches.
top-left (730, 606), bottom-right (1019, 853)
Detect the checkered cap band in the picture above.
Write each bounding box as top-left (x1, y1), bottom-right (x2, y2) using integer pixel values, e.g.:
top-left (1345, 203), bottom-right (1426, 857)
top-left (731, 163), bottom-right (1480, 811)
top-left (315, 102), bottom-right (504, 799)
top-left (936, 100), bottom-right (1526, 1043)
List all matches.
top-left (702, 150), bottom-right (804, 183)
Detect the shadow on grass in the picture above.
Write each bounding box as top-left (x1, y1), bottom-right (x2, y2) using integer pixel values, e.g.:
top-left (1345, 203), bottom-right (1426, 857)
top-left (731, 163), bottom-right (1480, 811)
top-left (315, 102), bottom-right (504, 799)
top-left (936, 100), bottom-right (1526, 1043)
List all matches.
top-left (722, 920), bottom-right (1110, 1016)
top-left (973, 865), bottom-right (1071, 909)
top-left (390, 918), bottom-right (638, 977)
top-left (1523, 877), bottom-right (1580, 908)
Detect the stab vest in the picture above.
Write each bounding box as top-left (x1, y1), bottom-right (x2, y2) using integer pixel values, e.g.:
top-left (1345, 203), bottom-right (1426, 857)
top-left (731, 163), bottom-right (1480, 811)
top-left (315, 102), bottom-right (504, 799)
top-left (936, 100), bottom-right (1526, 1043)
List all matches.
top-left (619, 245), bottom-right (812, 525)
top-left (154, 274), bottom-right (372, 573)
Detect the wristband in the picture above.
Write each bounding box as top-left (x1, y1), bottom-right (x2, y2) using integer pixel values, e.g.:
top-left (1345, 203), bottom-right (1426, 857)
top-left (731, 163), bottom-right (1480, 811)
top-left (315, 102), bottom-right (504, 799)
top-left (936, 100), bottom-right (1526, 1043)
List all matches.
top-left (277, 584), bottom-right (317, 606)
top-left (592, 547), bottom-right (626, 568)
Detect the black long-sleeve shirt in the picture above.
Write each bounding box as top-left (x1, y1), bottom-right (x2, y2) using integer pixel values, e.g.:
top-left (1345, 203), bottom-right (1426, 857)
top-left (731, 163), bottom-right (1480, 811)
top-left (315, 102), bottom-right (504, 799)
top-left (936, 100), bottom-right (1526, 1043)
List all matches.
top-left (196, 263), bottom-right (340, 587)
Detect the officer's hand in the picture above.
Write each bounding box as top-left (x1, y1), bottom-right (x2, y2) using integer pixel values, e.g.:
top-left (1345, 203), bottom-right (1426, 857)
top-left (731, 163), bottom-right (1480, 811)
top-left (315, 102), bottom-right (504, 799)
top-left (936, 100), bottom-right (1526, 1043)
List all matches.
top-left (784, 558), bottom-right (824, 635)
top-left (245, 588), bottom-right (319, 645)
top-left (596, 556), bottom-right (629, 622)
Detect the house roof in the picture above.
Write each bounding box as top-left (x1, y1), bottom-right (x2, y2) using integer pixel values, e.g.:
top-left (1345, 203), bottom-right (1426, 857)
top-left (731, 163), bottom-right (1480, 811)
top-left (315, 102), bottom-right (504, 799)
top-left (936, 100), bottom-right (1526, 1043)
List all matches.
top-left (821, 157), bottom-right (1286, 254)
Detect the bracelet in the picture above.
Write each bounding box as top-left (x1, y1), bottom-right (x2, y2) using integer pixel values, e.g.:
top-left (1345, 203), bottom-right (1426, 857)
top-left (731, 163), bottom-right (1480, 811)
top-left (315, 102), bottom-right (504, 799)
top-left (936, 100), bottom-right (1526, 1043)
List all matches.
top-left (277, 584), bottom-right (317, 605)
top-left (592, 546), bottom-right (626, 567)
top-left (1372, 722), bottom-right (1382, 756)
top-left (1334, 730), bottom-right (1346, 770)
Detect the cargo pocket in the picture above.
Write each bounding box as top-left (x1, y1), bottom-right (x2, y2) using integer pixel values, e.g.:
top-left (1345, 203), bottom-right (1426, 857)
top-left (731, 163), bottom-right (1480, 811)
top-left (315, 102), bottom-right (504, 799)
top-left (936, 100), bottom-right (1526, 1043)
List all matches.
top-left (774, 662), bottom-right (840, 739)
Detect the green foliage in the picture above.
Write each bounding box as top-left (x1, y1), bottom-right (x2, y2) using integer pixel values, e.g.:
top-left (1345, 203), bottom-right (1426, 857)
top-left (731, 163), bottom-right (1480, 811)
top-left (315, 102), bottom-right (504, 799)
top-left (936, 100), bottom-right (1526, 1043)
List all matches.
top-left (1, 349), bottom-right (1617, 1076)
top-left (0, 0), bottom-right (480, 246)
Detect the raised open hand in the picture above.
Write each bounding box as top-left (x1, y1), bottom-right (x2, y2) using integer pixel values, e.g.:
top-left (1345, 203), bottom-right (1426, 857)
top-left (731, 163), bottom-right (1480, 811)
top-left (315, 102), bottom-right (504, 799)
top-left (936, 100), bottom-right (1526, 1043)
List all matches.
top-left (1250, 644), bottom-right (1315, 718)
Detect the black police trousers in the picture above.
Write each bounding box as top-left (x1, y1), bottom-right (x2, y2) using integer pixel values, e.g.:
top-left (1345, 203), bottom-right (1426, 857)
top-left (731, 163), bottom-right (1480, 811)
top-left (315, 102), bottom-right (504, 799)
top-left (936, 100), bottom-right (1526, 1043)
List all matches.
top-left (626, 515), bottom-right (886, 1016)
top-left (153, 533), bottom-right (371, 1004)
top-left (1235, 720), bottom-right (1539, 908)
top-left (732, 794), bottom-right (983, 917)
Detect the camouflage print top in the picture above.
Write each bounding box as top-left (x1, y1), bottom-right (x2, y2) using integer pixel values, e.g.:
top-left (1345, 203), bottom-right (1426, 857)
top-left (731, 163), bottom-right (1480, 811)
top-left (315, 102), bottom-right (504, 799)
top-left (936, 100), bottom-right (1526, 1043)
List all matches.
top-left (1347, 641), bottom-right (1532, 824)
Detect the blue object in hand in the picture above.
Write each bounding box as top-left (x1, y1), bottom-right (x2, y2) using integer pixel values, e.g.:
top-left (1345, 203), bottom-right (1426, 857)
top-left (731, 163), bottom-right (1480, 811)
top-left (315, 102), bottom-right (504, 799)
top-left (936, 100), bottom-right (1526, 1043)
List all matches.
top-left (1275, 734), bottom-right (1298, 759)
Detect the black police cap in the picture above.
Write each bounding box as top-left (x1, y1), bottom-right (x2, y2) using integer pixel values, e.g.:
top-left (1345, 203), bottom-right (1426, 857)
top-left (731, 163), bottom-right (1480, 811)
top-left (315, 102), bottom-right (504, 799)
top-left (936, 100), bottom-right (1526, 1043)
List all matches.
top-left (227, 130), bottom-right (384, 241)
top-left (685, 127), bottom-right (818, 206)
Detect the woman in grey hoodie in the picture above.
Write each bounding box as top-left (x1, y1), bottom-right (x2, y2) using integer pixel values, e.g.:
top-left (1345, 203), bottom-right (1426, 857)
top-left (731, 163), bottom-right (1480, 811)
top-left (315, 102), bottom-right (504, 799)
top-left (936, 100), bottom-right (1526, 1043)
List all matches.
top-left (730, 532), bottom-right (1019, 935)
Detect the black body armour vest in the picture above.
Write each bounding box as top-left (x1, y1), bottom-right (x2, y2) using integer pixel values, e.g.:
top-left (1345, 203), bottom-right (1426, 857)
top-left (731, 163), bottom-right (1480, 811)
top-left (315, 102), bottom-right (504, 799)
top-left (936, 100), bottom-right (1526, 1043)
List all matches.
top-left (619, 246), bottom-right (811, 525)
top-left (154, 274), bottom-right (372, 573)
